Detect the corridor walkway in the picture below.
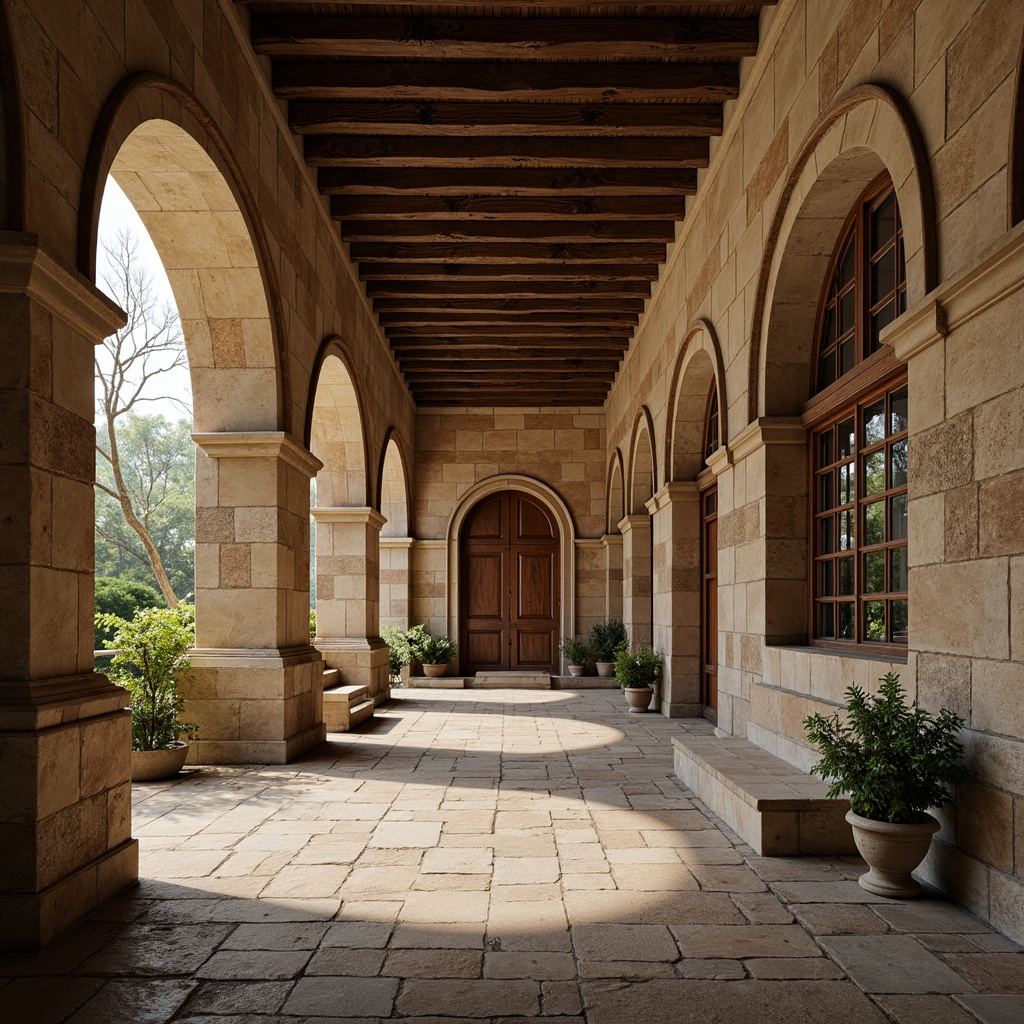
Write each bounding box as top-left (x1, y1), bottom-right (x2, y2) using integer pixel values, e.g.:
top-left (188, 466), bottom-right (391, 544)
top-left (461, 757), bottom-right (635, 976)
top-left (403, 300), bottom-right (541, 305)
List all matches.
top-left (2, 690), bottom-right (1022, 1024)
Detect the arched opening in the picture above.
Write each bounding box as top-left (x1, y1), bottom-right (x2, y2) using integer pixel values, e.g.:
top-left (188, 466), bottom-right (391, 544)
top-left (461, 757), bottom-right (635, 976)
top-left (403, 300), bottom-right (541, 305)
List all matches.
top-left (459, 489), bottom-right (561, 675)
top-left (602, 451), bottom-right (625, 622)
top-left (667, 320), bottom-right (727, 481)
top-left (700, 384), bottom-right (720, 722)
top-left (606, 452), bottom-right (625, 535)
top-left (0, 0), bottom-right (23, 230)
top-left (625, 413), bottom-right (656, 644)
top-left (378, 431), bottom-right (412, 631)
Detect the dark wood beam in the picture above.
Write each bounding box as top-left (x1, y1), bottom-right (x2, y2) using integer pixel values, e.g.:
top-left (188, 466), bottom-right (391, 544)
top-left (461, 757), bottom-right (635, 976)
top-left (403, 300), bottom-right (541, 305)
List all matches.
top-left (403, 368), bottom-right (617, 380)
top-left (252, 16), bottom-right (759, 61)
top-left (305, 134), bottom-right (709, 168)
top-left (390, 336), bottom-right (626, 350)
top-left (349, 241), bottom-right (667, 263)
top-left (364, 279), bottom-right (652, 297)
top-left (387, 323), bottom-right (630, 337)
top-left (397, 355), bottom-right (621, 368)
top-left (359, 262), bottom-right (660, 280)
top-left (291, 100), bottom-right (723, 137)
top-left (321, 167), bottom-right (697, 195)
top-left (412, 387), bottom-right (610, 402)
top-left (380, 312), bottom-right (638, 327)
top-left (238, 1), bottom-right (774, 8)
top-left (332, 195), bottom-right (685, 221)
top-left (274, 61), bottom-right (740, 103)
top-left (375, 297), bottom-right (646, 313)
top-left (342, 220), bottom-right (674, 243)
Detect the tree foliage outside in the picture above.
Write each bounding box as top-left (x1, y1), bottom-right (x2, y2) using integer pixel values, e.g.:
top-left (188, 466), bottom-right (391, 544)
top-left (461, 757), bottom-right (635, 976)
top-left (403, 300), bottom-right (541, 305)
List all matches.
top-left (95, 228), bottom-right (192, 607)
top-left (94, 575), bottom-right (165, 650)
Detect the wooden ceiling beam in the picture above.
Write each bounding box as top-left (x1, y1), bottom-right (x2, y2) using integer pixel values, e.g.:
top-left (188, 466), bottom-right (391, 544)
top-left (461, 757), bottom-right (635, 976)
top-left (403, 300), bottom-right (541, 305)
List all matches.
top-left (387, 322), bottom-right (630, 337)
top-left (397, 355), bottom-right (621, 368)
top-left (364, 279), bottom-right (652, 297)
top-left (374, 297), bottom-right (646, 312)
top-left (252, 15), bottom-right (759, 61)
top-left (290, 100), bottom-right (723, 138)
top-left (342, 220), bottom-right (674, 242)
top-left (390, 335), bottom-right (625, 350)
top-left (320, 167), bottom-right (696, 195)
top-left (349, 241), bottom-right (667, 263)
top-left (380, 312), bottom-right (638, 327)
top-left (274, 60), bottom-right (740, 102)
top-left (359, 262), bottom-right (659, 280)
top-left (305, 134), bottom-right (709, 168)
top-left (332, 194), bottom-right (685, 220)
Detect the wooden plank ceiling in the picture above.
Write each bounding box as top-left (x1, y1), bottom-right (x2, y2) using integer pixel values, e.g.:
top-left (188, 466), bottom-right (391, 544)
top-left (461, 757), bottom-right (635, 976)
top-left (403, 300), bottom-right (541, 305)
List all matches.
top-left (236, 1), bottom-right (775, 406)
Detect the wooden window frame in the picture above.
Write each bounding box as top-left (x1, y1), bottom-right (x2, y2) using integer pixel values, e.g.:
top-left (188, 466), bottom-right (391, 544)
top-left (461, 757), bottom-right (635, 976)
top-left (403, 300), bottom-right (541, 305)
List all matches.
top-left (805, 173), bottom-right (909, 655)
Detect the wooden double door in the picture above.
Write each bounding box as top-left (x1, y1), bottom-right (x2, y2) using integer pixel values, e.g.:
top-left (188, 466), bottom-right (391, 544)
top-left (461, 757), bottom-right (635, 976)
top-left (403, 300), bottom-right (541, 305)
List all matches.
top-left (460, 490), bottom-right (560, 674)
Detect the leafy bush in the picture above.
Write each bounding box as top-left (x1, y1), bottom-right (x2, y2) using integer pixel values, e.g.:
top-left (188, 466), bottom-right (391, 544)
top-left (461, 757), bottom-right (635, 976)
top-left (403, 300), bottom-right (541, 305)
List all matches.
top-left (613, 641), bottom-right (662, 689)
top-left (309, 608), bottom-right (317, 638)
top-left (588, 619), bottom-right (627, 662)
top-left (94, 576), bottom-right (165, 649)
top-left (382, 625), bottom-right (412, 678)
top-left (803, 673), bottom-right (972, 824)
top-left (404, 624), bottom-right (456, 666)
top-left (99, 604), bottom-right (197, 751)
top-left (559, 635), bottom-right (590, 665)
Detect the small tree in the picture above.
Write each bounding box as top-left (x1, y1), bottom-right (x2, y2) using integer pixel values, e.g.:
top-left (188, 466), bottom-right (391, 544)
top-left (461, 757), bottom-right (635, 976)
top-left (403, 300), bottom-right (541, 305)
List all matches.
top-left (94, 576), bottom-right (165, 649)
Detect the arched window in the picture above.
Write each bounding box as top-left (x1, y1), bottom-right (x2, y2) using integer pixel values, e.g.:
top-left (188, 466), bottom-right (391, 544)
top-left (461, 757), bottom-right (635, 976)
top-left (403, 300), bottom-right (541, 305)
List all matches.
top-left (807, 173), bottom-right (908, 649)
top-left (703, 384), bottom-right (719, 464)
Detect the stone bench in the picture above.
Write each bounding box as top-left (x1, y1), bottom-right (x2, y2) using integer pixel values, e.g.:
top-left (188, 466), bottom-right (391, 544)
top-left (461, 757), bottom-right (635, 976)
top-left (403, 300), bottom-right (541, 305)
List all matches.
top-left (672, 735), bottom-right (856, 856)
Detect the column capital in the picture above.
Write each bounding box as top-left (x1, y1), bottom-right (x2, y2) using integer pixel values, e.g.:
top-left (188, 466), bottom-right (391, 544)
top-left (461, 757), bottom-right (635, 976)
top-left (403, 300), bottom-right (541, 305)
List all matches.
top-left (311, 506), bottom-right (387, 531)
top-left (600, 533), bottom-right (623, 550)
top-left (380, 536), bottom-right (415, 550)
top-left (648, 481), bottom-right (699, 513)
top-left (618, 513), bottom-right (651, 535)
top-left (728, 417), bottom-right (806, 463)
top-left (192, 431), bottom-right (323, 477)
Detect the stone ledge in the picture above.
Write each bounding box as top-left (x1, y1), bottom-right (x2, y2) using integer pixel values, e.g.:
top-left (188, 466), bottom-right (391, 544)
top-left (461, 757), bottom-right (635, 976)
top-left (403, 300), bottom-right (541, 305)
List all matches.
top-left (672, 735), bottom-right (856, 857)
top-left (552, 675), bottom-right (620, 689)
top-left (405, 677), bottom-right (468, 689)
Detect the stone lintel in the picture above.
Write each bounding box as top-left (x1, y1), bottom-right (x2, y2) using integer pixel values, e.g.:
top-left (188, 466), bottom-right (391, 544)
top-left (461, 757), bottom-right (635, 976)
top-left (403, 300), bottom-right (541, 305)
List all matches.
top-left (0, 231), bottom-right (126, 340)
top-left (192, 431), bottom-right (323, 478)
top-left (311, 506), bottom-right (387, 531)
top-left (0, 673), bottom-right (129, 730)
top-left (189, 645), bottom-right (323, 670)
top-left (648, 481), bottom-right (699, 514)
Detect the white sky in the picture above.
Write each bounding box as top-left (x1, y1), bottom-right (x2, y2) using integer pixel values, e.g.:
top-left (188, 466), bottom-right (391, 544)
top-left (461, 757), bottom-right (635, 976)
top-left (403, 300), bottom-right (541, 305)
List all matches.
top-left (95, 176), bottom-right (193, 423)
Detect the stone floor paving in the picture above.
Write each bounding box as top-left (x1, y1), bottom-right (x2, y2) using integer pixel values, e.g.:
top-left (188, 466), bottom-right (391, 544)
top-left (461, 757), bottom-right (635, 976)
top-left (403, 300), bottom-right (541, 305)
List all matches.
top-left (2, 689), bottom-right (1022, 1024)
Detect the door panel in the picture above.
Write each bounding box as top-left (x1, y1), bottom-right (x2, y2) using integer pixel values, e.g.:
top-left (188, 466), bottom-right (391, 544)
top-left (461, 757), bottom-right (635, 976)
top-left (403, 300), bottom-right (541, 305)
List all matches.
top-left (701, 484), bottom-right (719, 719)
top-left (460, 490), bottom-right (560, 674)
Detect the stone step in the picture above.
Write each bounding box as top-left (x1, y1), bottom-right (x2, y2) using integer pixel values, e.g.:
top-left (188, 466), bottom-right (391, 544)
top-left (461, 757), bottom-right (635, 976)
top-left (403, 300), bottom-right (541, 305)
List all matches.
top-left (406, 676), bottom-right (467, 689)
top-left (672, 735), bottom-right (856, 857)
top-left (470, 672), bottom-right (551, 689)
top-left (323, 683), bottom-right (374, 732)
top-left (551, 675), bottom-right (619, 689)
top-left (322, 667), bottom-right (340, 690)
top-left (348, 699), bottom-right (375, 729)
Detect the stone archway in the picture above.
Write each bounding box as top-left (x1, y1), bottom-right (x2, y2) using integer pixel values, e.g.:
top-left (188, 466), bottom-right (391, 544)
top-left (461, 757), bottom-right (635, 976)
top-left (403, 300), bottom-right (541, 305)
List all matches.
top-left (378, 429), bottom-right (413, 631)
top-left (0, 0), bottom-right (23, 231)
top-left (601, 450), bottom-right (625, 622)
top-left (624, 410), bottom-right (656, 644)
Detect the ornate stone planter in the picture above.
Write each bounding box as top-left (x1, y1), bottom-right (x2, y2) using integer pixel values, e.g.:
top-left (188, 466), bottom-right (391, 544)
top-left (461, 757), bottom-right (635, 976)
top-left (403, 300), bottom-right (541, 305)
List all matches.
top-left (846, 809), bottom-right (940, 898)
top-left (131, 741), bottom-right (190, 782)
top-left (623, 686), bottom-right (653, 713)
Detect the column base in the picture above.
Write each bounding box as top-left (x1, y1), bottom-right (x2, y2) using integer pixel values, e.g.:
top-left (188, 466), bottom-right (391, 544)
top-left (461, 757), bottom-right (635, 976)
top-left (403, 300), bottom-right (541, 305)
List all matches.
top-left (660, 700), bottom-right (705, 718)
top-left (314, 637), bottom-right (391, 705)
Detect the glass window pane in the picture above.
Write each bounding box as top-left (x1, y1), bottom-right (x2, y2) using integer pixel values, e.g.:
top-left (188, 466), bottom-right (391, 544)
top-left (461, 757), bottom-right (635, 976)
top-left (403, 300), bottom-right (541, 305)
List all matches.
top-left (840, 462), bottom-right (855, 505)
top-left (821, 306), bottom-right (835, 346)
top-left (840, 509), bottom-right (856, 550)
top-left (891, 599), bottom-right (908, 643)
top-left (839, 556), bottom-right (855, 596)
top-left (870, 301), bottom-right (896, 351)
top-left (818, 603), bottom-right (835, 639)
top-left (819, 560), bottom-right (835, 597)
top-left (839, 237), bottom-right (855, 286)
top-left (890, 385), bottom-right (908, 434)
top-left (898, 236), bottom-right (906, 287)
top-left (864, 601), bottom-right (886, 641)
top-left (864, 400), bottom-right (885, 445)
top-left (818, 517), bottom-right (835, 555)
top-left (871, 193), bottom-right (896, 251)
top-left (890, 439), bottom-right (908, 488)
top-left (864, 451), bottom-right (886, 495)
top-left (839, 418), bottom-right (856, 458)
top-left (839, 289), bottom-right (856, 335)
top-left (871, 246), bottom-right (896, 302)
top-left (839, 337), bottom-right (855, 376)
top-left (864, 551), bottom-right (885, 594)
top-left (839, 602), bottom-right (855, 639)
top-left (819, 351), bottom-right (836, 391)
top-left (705, 492), bottom-right (716, 516)
top-left (890, 493), bottom-right (908, 541)
top-left (819, 429), bottom-right (834, 468)
top-left (819, 472), bottom-right (834, 511)
top-left (865, 500), bottom-right (884, 545)
top-left (891, 547), bottom-right (908, 594)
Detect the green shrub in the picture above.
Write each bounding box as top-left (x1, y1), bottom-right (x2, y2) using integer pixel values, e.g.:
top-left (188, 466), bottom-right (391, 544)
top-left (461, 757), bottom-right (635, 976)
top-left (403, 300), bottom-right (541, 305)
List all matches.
top-left (559, 635), bottom-right (590, 665)
top-left (418, 634), bottom-right (456, 665)
top-left (382, 625), bottom-right (412, 678)
top-left (94, 576), bottom-right (164, 649)
top-left (309, 608), bottom-right (317, 638)
top-left (99, 604), bottom-right (197, 751)
top-left (613, 641), bottom-right (662, 689)
top-left (803, 673), bottom-right (972, 824)
top-left (588, 619), bottom-right (627, 662)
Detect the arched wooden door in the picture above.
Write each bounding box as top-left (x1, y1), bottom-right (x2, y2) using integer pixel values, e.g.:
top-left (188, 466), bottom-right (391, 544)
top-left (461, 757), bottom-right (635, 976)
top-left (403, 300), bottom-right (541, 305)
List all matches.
top-left (460, 490), bottom-right (560, 674)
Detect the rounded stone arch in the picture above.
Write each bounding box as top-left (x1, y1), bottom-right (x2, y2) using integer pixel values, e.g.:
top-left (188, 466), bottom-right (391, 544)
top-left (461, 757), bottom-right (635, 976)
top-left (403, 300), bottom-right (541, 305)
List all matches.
top-left (605, 449), bottom-right (625, 534)
top-left (666, 318), bottom-right (728, 482)
top-left (1009, 26), bottom-right (1024, 226)
top-left (306, 337), bottom-right (370, 508)
top-left (628, 407), bottom-right (658, 514)
top-left (78, 73), bottom-right (288, 432)
top-left (446, 474), bottom-right (577, 655)
top-left (0, 0), bottom-right (24, 230)
top-left (376, 426), bottom-right (411, 538)
top-left (749, 84), bottom-right (937, 422)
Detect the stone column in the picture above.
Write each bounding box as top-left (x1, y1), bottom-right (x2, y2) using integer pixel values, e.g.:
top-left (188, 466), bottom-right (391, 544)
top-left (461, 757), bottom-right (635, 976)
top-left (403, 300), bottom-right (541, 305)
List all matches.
top-left (619, 513), bottom-right (652, 644)
top-left (312, 507), bottom-right (390, 704)
top-left (649, 483), bottom-right (703, 717)
top-left (379, 536), bottom-right (413, 630)
top-left (0, 234), bottom-right (138, 953)
top-left (190, 432), bottom-right (325, 764)
top-left (601, 534), bottom-right (623, 621)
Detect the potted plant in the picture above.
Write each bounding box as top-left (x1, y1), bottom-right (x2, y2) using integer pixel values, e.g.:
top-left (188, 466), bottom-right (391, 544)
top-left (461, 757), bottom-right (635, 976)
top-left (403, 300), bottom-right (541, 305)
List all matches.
top-left (99, 604), bottom-right (198, 782)
top-left (559, 635), bottom-right (591, 676)
top-left (614, 640), bottom-right (662, 713)
top-left (407, 624), bottom-right (456, 677)
top-left (588, 618), bottom-right (627, 677)
top-left (803, 672), bottom-right (972, 899)
top-left (382, 625), bottom-right (411, 687)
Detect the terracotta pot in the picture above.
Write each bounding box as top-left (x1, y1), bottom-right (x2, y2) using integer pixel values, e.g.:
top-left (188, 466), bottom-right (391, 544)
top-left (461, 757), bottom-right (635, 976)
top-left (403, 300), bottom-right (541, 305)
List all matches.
top-left (595, 662), bottom-right (614, 677)
top-left (623, 686), bottom-right (653, 713)
top-left (846, 809), bottom-right (940, 898)
top-left (131, 741), bottom-right (190, 782)
top-left (567, 664), bottom-right (584, 676)
top-left (422, 663), bottom-right (448, 677)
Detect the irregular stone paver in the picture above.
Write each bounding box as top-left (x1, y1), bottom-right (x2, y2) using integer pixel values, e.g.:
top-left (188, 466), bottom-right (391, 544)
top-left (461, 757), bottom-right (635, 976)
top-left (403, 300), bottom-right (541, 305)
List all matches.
top-left (1, 689), bottom-right (1021, 1023)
